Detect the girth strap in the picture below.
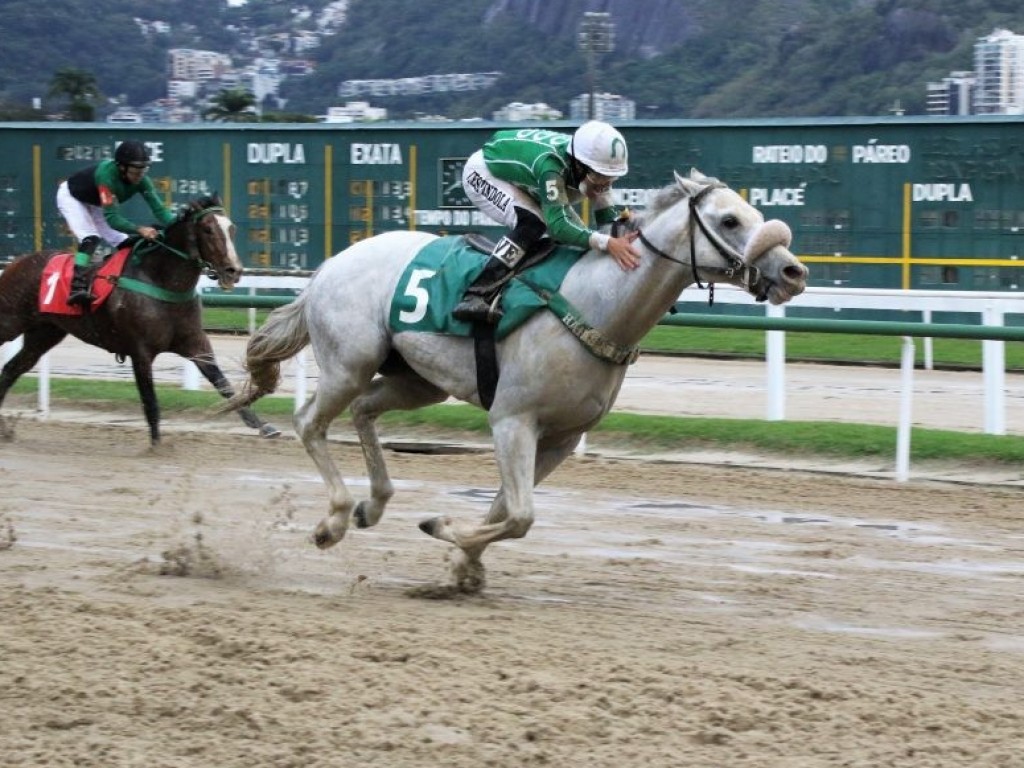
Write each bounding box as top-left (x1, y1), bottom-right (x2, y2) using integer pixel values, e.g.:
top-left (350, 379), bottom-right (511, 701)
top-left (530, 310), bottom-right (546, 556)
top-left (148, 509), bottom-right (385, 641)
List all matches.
top-left (472, 324), bottom-right (499, 411)
top-left (107, 275), bottom-right (196, 303)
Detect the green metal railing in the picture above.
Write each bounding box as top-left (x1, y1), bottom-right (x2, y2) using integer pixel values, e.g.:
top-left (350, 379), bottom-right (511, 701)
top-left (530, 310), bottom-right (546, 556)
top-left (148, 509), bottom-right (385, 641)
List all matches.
top-left (201, 293), bottom-right (1024, 342)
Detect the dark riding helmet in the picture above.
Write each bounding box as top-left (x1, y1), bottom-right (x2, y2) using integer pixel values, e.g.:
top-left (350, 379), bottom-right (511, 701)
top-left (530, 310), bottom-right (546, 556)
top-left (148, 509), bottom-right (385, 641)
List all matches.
top-left (114, 140), bottom-right (150, 167)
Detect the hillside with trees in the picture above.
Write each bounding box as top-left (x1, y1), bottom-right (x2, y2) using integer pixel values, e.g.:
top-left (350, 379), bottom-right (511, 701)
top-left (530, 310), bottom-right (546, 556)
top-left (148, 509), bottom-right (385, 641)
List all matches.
top-left (0, 0), bottom-right (1021, 121)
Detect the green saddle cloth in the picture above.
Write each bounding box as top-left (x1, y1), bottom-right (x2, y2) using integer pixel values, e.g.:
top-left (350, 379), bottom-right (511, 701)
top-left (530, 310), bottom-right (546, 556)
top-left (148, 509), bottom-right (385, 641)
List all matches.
top-left (388, 235), bottom-right (585, 340)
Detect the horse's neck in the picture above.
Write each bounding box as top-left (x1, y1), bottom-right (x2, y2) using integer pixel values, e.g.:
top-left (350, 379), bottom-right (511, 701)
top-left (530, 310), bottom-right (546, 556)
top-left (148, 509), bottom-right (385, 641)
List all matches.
top-left (135, 234), bottom-right (200, 290)
top-left (560, 212), bottom-right (694, 347)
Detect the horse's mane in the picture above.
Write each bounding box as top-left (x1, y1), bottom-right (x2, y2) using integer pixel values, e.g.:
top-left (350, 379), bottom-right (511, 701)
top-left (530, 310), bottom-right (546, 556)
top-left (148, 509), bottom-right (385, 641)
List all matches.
top-left (173, 193), bottom-right (223, 225)
top-left (643, 171), bottom-right (724, 221)
top-left (645, 182), bottom-right (687, 219)
top-left (192, 193), bottom-right (222, 211)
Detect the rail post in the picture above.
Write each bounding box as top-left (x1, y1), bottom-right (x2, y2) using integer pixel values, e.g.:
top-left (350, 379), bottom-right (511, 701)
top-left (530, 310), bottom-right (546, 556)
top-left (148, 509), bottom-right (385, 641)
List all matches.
top-left (895, 336), bottom-right (915, 483)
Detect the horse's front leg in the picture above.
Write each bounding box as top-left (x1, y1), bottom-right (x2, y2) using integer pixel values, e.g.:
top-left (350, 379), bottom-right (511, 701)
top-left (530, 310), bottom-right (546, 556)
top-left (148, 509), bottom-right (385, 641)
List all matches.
top-left (349, 374), bottom-right (448, 530)
top-left (420, 416), bottom-right (540, 589)
top-left (435, 432), bottom-right (582, 594)
top-left (129, 354), bottom-right (161, 445)
top-left (191, 353), bottom-right (281, 438)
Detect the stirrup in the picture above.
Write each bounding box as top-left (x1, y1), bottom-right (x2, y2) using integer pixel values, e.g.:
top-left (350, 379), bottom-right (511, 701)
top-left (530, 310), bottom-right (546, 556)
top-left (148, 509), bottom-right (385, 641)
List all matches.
top-left (67, 290), bottom-right (95, 308)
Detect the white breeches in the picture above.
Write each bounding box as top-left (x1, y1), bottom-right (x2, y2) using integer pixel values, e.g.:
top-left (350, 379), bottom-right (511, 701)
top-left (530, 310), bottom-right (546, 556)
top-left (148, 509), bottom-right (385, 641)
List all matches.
top-left (56, 181), bottom-right (128, 248)
top-left (461, 150), bottom-right (542, 230)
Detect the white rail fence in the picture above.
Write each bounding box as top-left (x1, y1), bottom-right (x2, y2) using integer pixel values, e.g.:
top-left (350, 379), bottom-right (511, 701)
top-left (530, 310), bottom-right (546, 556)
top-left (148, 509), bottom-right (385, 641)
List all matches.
top-left (3, 278), bottom-right (1023, 482)
top-left (676, 284), bottom-right (1024, 435)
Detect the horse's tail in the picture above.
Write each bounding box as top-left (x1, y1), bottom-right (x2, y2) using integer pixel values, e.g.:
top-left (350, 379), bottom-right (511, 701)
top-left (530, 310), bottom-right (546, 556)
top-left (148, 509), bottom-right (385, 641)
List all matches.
top-left (221, 292), bottom-right (310, 412)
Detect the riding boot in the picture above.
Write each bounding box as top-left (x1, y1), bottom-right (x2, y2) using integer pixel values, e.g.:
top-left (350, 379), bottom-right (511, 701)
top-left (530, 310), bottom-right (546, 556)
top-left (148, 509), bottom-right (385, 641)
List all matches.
top-left (452, 236), bottom-right (524, 324)
top-left (66, 263), bottom-right (96, 308)
top-left (66, 236), bottom-right (100, 308)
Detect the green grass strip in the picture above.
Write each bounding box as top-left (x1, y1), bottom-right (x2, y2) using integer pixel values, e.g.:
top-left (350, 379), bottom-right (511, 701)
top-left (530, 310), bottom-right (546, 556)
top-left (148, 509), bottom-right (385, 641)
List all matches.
top-left (11, 376), bottom-right (1024, 467)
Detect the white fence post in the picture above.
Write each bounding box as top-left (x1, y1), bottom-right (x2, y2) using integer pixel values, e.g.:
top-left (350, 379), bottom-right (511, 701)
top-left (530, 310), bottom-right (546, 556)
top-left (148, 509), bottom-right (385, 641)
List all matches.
top-left (248, 285), bottom-right (257, 335)
top-left (921, 309), bottom-right (934, 370)
top-left (38, 350), bottom-right (50, 417)
top-left (765, 304), bottom-right (786, 421)
top-left (895, 336), bottom-right (915, 483)
top-left (982, 306), bottom-right (1006, 435)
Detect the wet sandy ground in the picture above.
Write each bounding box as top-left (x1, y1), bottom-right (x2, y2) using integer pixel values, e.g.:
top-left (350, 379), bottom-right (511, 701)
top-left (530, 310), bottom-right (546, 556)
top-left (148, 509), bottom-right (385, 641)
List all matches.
top-left (1, 417), bottom-right (1023, 767)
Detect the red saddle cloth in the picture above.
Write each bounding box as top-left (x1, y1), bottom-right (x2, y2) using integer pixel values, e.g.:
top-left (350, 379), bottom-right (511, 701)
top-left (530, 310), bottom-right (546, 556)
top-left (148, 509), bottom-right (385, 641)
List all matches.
top-left (39, 247), bottom-right (133, 315)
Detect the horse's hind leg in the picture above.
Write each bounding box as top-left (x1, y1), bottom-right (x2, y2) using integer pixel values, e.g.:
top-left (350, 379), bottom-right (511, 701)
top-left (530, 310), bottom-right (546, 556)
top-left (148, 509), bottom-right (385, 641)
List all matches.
top-left (348, 373), bottom-right (448, 530)
top-left (0, 326), bottom-right (67, 440)
top-left (294, 372), bottom-right (370, 549)
top-left (191, 354), bottom-right (281, 438)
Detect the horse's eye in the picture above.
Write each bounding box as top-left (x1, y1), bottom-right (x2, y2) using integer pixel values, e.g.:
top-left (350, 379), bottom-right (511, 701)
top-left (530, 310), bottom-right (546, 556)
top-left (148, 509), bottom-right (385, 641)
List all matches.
top-left (722, 215), bottom-right (740, 229)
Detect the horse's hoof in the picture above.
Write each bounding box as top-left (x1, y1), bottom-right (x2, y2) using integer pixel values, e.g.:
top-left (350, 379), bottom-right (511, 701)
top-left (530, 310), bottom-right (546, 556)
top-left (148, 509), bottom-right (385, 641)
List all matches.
top-left (418, 518), bottom-right (438, 536)
top-left (312, 516), bottom-right (346, 549)
top-left (259, 424), bottom-right (282, 439)
top-left (353, 501), bottom-right (369, 529)
top-left (312, 526), bottom-right (334, 549)
top-left (449, 549), bottom-right (486, 594)
top-left (309, 514), bottom-right (350, 548)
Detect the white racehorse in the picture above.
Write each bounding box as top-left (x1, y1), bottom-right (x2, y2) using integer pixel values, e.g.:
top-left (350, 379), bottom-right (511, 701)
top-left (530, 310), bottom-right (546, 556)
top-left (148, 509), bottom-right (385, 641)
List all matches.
top-left (225, 169), bottom-right (809, 594)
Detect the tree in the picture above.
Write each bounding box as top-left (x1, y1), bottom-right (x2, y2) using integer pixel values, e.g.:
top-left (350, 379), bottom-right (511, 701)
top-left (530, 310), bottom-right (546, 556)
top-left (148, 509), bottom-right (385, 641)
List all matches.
top-left (260, 111), bottom-right (320, 123)
top-left (48, 67), bottom-right (100, 121)
top-left (202, 89), bottom-right (259, 122)
top-left (0, 98), bottom-right (44, 121)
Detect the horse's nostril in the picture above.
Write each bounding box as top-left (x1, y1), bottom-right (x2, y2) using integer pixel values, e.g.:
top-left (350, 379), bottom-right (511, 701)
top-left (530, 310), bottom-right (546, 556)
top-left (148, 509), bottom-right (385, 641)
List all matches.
top-left (784, 265), bottom-right (806, 280)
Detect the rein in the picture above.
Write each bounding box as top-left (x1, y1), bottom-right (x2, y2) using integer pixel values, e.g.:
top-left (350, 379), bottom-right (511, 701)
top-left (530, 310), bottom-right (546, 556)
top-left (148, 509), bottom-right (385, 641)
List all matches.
top-left (117, 206), bottom-right (226, 303)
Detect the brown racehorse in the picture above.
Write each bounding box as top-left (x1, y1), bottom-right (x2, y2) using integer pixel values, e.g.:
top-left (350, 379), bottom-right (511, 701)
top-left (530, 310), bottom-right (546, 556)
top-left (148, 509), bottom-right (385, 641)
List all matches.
top-left (0, 194), bottom-right (279, 444)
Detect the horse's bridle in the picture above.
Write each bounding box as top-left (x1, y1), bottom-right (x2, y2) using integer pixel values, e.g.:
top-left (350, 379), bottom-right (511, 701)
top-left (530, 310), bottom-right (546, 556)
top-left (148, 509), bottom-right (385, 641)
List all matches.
top-left (634, 183), bottom-right (764, 299)
top-left (115, 206), bottom-right (231, 302)
top-left (134, 205), bottom-right (227, 275)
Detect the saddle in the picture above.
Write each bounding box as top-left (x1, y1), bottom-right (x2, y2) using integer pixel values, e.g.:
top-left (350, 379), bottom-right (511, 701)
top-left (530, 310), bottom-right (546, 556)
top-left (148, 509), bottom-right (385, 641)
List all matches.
top-left (38, 246), bottom-right (133, 316)
top-left (388, 234), bottom-right (587, 410)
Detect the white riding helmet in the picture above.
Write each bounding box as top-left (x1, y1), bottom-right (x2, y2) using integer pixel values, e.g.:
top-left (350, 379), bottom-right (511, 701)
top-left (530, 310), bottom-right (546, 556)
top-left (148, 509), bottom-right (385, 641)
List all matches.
top-left (570, 120), bottom-right (629, 177)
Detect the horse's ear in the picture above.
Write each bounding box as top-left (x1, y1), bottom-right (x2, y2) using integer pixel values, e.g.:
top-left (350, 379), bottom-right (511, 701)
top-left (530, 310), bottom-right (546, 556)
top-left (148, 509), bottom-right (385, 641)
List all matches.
top-left (676, 170), bottom-right (704, 197)
top-left (688, 168), bottom-right (710, 183)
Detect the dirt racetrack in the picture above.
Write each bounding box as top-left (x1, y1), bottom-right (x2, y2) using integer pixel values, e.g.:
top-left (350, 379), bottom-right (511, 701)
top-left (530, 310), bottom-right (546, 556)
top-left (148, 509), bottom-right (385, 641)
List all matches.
top-left (1, 415), bottom-right (1023, 768)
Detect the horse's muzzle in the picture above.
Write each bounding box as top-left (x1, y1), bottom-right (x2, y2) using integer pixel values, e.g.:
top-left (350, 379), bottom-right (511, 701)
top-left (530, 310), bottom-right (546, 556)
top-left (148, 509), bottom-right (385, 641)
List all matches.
top-left (212, 266), bottom-right (242, 290)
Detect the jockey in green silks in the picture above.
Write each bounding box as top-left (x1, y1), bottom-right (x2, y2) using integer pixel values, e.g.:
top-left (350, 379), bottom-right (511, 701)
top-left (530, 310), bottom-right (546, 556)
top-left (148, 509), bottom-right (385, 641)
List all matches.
top-left (452, 120), bottom-right (641, 324)
top-left (55, 140), bottom-right (175, 307)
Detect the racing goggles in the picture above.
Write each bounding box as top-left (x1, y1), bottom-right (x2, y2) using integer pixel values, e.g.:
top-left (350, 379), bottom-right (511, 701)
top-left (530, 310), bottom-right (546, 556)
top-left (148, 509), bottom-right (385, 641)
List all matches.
top-left (584, 171), bottom-right (616, 194)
